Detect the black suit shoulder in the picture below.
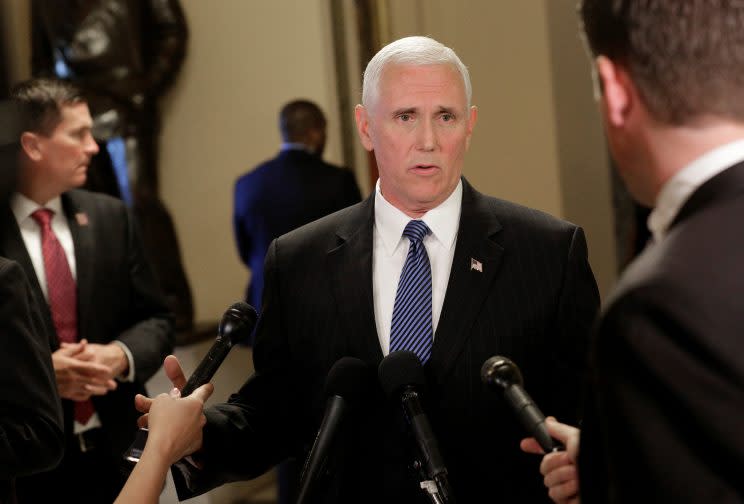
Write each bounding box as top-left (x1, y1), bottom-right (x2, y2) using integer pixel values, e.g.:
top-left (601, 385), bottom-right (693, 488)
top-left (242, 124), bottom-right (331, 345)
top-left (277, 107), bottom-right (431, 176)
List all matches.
top-left (584, 186), bottom-right (744, 503)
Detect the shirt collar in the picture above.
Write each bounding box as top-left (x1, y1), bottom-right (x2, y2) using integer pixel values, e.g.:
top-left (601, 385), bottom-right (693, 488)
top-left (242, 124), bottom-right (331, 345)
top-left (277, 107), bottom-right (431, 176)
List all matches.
top-left (11, 192), bottom-right (64, 224)
top-left (280, 142), bottom-right (314, 154)
top-left (374, 179), bottom-right (462, 256)
top-left (648, 138), bottom-right (744, 242)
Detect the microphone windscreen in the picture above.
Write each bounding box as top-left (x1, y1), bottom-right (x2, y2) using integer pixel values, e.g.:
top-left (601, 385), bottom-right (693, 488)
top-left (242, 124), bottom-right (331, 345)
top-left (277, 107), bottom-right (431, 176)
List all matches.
top-left (378, 350), bottom-right (426, 399)
top-left (324, 357), bottom-right (373, 409)
top-left (219, 301), bottom-right (258, 344)
top-left (480, 355), bottom-right (524, 390)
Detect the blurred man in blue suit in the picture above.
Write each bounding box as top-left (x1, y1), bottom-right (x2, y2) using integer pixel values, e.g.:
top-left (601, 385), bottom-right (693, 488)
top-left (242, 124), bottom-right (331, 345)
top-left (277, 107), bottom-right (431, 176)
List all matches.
top-left (233, 100), bottom-right (361, 312)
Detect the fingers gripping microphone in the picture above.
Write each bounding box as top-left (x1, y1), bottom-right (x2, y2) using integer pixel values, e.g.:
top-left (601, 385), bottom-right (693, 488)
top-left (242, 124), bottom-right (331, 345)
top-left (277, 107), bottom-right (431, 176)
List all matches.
top-left (181, 301), bottom-right (258, 396)
top-left (125, 302), bottom-right (257, 463)
top-left (296, 357), bottom-right (373, 504)
top-left (480, 355), bottom-right (558, 452)
top-left (379, 351), bottom-right (456, 504)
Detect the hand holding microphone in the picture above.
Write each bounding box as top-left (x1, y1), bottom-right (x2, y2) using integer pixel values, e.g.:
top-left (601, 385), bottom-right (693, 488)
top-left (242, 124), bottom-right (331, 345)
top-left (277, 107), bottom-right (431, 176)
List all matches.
top-left (480, 355), bottom-right (560, 452)
top-left (482, 355), bottom-right (581, 504)
top-left (127, 302), bottom-right (258, 463)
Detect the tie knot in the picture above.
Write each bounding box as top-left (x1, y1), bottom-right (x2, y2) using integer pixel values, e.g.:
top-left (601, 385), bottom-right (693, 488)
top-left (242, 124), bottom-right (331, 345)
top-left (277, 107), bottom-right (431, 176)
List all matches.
top-left (403, 220), bottom-right (430, 244)
top-left (31, 208), bottom-right (54, 229)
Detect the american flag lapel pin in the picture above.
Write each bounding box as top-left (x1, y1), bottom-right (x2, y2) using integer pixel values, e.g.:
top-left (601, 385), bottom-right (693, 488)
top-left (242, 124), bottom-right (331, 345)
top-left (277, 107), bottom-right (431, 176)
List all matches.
top-left (75, 212), bottom-right (89, 226)
top-left (470, 257), bottom-right (483, 273)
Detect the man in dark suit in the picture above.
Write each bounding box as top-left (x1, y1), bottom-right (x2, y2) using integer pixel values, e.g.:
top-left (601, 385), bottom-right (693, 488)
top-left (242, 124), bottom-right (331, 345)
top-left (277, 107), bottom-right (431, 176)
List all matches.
top-left (1, 78), bottom-right (174, 503)
top-left (522, 1), bottom-right (744, 503)
top-left (233, 99), bottom-right (361, 312)
top-left (144, 36), bottom-right (599, 503)
top-left (0, 101), bottom-right (64, 504)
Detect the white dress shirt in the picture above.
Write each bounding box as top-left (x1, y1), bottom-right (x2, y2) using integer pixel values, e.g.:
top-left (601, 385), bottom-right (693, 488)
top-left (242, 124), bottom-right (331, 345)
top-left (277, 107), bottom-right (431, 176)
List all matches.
top-left (372, 180), bottom-right (462, 355)
top-left (11, 193), bottom-right (77, 299)
top-left (648, 139), bottom-right (744, 243)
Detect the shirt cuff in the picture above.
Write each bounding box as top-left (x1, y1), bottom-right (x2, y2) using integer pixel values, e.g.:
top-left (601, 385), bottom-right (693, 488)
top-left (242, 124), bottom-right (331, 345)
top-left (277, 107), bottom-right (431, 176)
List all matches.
top-left (112, 340), bottom-right (136, 382)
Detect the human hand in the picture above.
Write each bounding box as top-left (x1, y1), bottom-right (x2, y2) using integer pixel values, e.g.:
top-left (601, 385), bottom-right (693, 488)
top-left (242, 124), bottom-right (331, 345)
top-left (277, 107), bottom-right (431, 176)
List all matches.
top-left (141, 383), bottom-right (213, 463)
top-left (135, 355), bottom-right (188, 426)
top-left (63, 340), bottom-right (129, 377)
top-left (52, 340), bottom-right (117, 400)
top-left (520, 417), bottom-right (581, 504)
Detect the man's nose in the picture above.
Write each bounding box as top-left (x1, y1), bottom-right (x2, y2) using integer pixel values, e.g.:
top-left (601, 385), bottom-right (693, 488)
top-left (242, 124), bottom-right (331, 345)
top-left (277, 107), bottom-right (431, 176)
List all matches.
top-left (416, 120), bottom-right (437, 151)
top-left (85, 134), bottom-right (100, 155)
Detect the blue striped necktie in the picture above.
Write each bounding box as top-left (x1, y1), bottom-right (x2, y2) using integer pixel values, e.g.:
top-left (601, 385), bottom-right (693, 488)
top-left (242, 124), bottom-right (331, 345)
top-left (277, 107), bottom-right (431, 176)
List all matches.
top-left (390, 220), bottom-right (433, 363)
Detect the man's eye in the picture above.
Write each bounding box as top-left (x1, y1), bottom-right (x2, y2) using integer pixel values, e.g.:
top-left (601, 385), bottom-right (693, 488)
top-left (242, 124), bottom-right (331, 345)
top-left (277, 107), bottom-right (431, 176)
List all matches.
top-left (399, 114), bottom-right (412, 122)
top-left (441, 113), bottom-right (455, 122)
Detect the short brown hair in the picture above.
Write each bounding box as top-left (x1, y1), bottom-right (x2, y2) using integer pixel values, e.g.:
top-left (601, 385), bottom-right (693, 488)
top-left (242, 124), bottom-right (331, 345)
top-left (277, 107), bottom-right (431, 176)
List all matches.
top-left (580, 0), bottom-right (744, 124)
top-left (10, 78), bottom-right (85, 135)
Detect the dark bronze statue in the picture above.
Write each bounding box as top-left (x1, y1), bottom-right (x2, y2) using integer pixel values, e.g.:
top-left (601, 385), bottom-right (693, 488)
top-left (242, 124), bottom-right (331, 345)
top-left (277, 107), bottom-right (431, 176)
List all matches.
top-left (32, 0), bottom-right (195, 334)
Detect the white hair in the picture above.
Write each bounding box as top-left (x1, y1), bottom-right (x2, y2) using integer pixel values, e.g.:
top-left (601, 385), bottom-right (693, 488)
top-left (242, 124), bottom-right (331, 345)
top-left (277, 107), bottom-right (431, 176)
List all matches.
top-left (362, 36), bottom-right (472, 108)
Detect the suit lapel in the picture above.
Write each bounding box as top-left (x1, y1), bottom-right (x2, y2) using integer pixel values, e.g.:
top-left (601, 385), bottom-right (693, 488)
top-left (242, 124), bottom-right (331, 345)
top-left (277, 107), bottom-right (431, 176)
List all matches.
top-left (428, 179), bottom-right (504, 385)
top-left (62, 192), bottom-right (94, 342)
top-left (0, 203), bottom-right (58, 347)
top-left (328, 196), bottom-right (383, 364)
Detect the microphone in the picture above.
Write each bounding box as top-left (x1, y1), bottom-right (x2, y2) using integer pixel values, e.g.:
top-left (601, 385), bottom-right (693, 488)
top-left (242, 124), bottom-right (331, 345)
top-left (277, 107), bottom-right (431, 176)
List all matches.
top-left (180, 301), bottom-right (258, 396)
top-left (296, 357), bottom-right (372, 504)
top-left (480, 355), bottom-right (558, 452)
top-left (378, 351), bottom-right (455, 504)
top-left (124, 301), bottom-right (258, 463)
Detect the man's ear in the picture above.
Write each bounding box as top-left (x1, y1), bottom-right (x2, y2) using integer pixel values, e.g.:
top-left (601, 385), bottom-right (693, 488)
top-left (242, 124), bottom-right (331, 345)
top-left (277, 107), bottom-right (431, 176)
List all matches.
top-left (596, 55), bottom-right (634, 127)
top-left (19, 131), bottom-right (43, 162)
top-left (354, 104), bottom-right (374, 152)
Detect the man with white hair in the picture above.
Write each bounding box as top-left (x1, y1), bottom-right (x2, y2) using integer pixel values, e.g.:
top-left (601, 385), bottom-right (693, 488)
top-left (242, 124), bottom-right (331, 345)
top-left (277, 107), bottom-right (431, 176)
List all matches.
top-left (153, 36), bottom-right (599, 503)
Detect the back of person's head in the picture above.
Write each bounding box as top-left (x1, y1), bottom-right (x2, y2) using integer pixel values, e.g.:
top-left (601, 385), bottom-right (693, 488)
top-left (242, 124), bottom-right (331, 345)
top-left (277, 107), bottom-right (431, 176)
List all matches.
top-left (362, 36), bottom-right (472, 109)
top-left (279, 100), bottom-right (326, 143)
top-left (10, 78), bottom-right (85, 136)
top-left (580, 0), bottom-right (744, 125)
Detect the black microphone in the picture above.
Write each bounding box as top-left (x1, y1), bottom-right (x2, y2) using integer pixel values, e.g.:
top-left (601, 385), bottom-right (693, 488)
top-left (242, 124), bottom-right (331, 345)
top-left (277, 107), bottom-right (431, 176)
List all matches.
top-left (124, 301), bottom-right (257, 463)
top-left (296, 357), bottom-right (372, 504)
top-left (480, 355), bottom-right (558, 452)
top-left (180, 301), bottom-right (258, 396)
top-left (378, 351), bottom-right (455, 504)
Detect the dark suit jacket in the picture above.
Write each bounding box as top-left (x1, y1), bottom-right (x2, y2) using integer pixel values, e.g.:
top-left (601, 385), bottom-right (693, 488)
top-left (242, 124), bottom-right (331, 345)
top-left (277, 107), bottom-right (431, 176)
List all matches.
top-left (233, 149), bottom-right (361, 311)
top-left (0, 189), bottom-right (174, 461)
top-left (0, 257), bottom-right (64, 504)
top-left (580, 162), bottom-right (744, 503)
top-left (179, 178), bottom-right (599, 503)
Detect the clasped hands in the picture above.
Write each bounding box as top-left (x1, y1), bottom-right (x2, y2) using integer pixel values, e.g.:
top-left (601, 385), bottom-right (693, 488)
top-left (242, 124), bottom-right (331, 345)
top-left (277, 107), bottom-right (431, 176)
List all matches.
top-left (54, 339), bottom-right (128, 401)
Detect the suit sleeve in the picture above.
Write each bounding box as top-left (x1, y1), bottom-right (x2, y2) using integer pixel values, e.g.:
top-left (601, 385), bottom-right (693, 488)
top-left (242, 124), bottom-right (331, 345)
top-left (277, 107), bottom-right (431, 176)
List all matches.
top-left (115, 206), bottom-right (174, 382)
top-left (0, 259), bottom-right (64, 478)
top-left (590, 287), bottom-right (744, 502)
top-left (172, 238), bottom-right (302, 499)
top-left (547, 226), bottom-right (599, 424)
top-left (233, 178), bottom-right (252, 267)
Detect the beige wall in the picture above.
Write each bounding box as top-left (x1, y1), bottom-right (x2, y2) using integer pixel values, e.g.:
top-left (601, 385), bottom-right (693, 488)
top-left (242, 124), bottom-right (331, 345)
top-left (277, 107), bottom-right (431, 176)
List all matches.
top-left (546, 0), bottom-right (617, 297)
top-left (160, 0), bottom-right (343, 322)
